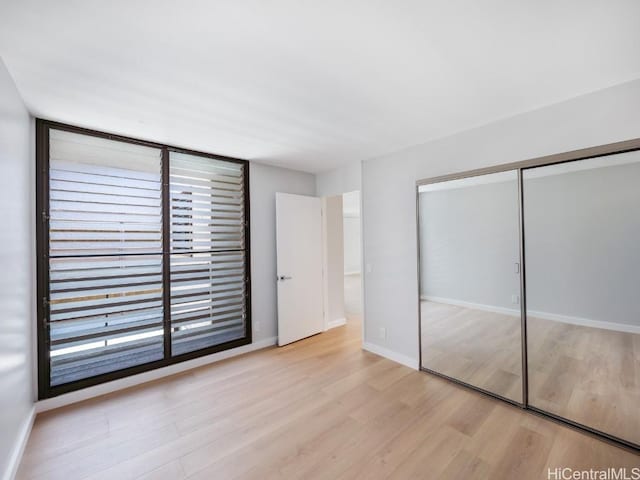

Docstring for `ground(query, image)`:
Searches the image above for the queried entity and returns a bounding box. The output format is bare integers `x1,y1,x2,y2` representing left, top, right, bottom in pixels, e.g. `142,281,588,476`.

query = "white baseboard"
422,295,640,334
326,318,347,330
363,342,419,370
36,336,277,413
422,295,520,317
3,405,35,480
344,271,361,276
526,310,640,334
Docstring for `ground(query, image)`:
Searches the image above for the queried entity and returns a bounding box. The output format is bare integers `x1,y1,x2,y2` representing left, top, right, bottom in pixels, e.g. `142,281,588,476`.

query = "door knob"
277,275,292,281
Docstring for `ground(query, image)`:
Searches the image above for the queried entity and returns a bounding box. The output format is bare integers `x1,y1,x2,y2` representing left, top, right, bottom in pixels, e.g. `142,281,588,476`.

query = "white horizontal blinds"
169,152,247,355
169,152,245,252
48,256,164,386
49,130,163,256
170,252,246,356
48,130,164,385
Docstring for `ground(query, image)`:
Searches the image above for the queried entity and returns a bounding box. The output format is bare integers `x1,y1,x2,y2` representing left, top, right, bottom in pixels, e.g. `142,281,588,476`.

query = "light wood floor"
19,316,638,480
421,301,640,446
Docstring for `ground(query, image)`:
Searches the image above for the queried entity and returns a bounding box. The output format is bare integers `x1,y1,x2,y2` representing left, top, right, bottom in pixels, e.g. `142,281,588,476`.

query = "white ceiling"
1,1,639,173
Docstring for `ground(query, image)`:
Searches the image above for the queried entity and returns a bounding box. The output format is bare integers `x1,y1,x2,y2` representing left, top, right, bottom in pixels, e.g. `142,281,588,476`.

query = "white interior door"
276,192,324,346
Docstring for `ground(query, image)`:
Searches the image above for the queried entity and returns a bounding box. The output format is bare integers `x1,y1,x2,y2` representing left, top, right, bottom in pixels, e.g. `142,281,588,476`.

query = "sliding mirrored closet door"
523,152,640,446
418,170,523,403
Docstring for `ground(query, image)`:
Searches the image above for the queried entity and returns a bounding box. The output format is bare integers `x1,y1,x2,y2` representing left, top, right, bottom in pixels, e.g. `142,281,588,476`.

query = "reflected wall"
523,152,640,446
419,171,523,403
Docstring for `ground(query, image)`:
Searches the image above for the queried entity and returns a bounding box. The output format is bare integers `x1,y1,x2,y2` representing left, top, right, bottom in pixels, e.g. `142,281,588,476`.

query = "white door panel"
276,193,324,346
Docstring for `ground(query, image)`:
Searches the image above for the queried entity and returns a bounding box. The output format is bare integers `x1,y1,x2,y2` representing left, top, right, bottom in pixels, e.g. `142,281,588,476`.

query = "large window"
36,120,251,398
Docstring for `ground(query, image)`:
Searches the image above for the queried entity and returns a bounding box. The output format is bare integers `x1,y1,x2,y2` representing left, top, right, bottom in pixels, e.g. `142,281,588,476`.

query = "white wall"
249,163,316,341
362,78,640,362
322,195,345,327
0,58,35,480
316,161,361,197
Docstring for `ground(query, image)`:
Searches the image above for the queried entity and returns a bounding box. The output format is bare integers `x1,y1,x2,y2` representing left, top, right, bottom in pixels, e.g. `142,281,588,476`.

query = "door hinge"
41,211,50,222
42,297,49,309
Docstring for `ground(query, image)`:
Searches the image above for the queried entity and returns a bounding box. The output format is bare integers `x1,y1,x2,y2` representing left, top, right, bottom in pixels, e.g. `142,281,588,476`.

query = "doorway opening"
342,191,362,321
319,190,363,343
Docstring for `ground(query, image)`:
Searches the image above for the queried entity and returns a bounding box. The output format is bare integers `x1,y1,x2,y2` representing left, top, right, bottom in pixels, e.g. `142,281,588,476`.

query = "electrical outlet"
511,294,520,305
378,327,386,340
254,320,261,333
366,263,373,274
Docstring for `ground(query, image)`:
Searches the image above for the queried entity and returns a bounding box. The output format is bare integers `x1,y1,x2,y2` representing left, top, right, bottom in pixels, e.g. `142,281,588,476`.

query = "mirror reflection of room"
524,152,640,446
419,170,523,403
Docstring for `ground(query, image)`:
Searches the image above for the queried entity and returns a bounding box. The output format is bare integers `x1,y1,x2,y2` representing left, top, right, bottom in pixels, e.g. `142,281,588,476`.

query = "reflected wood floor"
19,316,638,480
421,301,523,402
421,301,640,446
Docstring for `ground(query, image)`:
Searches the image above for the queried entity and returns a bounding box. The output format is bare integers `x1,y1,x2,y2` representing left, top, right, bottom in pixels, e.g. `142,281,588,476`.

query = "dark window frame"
36,119,251,399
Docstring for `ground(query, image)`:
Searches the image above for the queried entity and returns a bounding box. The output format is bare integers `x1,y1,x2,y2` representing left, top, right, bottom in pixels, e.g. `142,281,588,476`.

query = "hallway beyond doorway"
344,273,362,318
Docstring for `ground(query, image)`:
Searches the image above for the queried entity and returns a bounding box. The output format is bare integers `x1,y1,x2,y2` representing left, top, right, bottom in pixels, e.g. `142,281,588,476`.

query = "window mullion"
161,147,172,360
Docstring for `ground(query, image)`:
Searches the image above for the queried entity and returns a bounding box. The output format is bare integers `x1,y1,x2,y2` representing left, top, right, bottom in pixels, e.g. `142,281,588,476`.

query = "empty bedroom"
0,1,639,479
